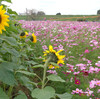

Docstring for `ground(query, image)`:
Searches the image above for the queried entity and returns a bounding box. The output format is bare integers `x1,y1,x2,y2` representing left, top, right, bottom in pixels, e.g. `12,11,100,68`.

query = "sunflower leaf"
1,0,12,3
7,8,18,15
1,36,17,46
56,92,72,99
14,91,27,99
31,86,55,99
0,62,17,85
50,62,59,66
47,74,65,82
0,87,9,99
16,70,36,76
31,64,44,68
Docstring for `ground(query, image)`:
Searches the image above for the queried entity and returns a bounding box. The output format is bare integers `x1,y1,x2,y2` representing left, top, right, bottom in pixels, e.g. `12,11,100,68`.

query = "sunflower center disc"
30,36,33,42
20,32,25,36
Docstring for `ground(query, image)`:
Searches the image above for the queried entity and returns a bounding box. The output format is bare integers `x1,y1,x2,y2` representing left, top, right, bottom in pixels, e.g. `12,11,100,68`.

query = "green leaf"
0,62,19,70
56,93,72,99
26,61,38,65
50,62,59,66
19,76,34,91
2,47,20,57
0,36,17,46
32,64,44,68
31,86,55,99
0,58,4,62
16,70,36,76
2,0,12,3
0,87,9,99
5,37,17,46
0,62,17,85
28,81,38,87
7,8,17,15
14,91,27,99
47,74,65,82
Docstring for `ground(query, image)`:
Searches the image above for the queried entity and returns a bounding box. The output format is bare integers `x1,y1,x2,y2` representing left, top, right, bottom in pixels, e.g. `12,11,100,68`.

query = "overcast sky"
3,0,100,15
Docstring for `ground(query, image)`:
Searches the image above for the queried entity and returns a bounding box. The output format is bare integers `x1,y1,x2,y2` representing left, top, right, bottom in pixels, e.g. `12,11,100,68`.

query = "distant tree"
97,9,100,15
77,18,86,22
56,13,61,15
96,16,100,21
25,8,45,20
26,8,37,20
37,11,45,16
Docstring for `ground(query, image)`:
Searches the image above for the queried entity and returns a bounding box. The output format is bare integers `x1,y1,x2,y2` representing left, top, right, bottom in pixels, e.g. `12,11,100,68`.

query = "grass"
15,15,100,21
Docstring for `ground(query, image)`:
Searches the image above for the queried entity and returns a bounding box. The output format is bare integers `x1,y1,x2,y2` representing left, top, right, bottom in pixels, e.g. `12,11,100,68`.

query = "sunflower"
43,45,65,69
30,33,37,43
49,64,59,69
20,32,28,38
0,5,9,34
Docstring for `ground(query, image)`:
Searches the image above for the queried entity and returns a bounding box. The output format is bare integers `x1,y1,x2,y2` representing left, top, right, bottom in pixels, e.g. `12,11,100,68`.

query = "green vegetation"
0,0,100,99
16,15,99,21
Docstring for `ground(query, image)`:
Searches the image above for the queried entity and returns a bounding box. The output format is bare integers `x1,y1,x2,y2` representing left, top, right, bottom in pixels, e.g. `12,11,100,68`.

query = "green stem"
36,74,42,82
7,86,13,97
3,83,6,92
44,79,49,87
42,57,51,89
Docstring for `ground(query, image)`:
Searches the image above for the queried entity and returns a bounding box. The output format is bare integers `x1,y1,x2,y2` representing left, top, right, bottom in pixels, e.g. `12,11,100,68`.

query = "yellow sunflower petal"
31,33,37,43
57,59,64,64
43,50,50,53
49,64,54,69
2,22,9,27
56,49,63,54
0,29,2,34
54,66,59,69
0,5,9,34
49,45,53,52
25,32,28,36
20,35,26,38
57,55,65,60
2,15,9,18
0,5,3,10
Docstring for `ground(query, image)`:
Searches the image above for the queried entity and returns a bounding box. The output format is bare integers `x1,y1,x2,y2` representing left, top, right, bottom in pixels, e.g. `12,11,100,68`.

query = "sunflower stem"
7,86,13,98
42,56,51,89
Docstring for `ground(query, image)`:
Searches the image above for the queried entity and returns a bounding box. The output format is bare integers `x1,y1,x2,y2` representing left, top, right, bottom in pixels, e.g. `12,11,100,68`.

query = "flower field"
19,20,100,99
0,1,100,98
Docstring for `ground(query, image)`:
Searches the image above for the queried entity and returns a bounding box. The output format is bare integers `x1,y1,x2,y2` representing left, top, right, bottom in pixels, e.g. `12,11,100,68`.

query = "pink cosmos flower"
58,44,64,50
28,32,32,36
42,45,48,51
85,49,89,53
71,88,83,94
87,60,92,64
59,63,63,67
47,70,57,75
89,80,100,88
97,89,100,93
85,90,93,96
98,56,100,59
76,63,86,67
89,80,96,88
53,43,58,46
82,71,89,76
88,66,99,73
95,61,100,67
73,71,80,75
54,47,58,50
96,81,100,86
95,98,100,99
75,79,81,85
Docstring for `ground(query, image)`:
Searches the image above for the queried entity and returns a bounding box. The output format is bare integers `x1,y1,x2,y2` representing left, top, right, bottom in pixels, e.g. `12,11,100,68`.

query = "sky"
2,0,100,15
